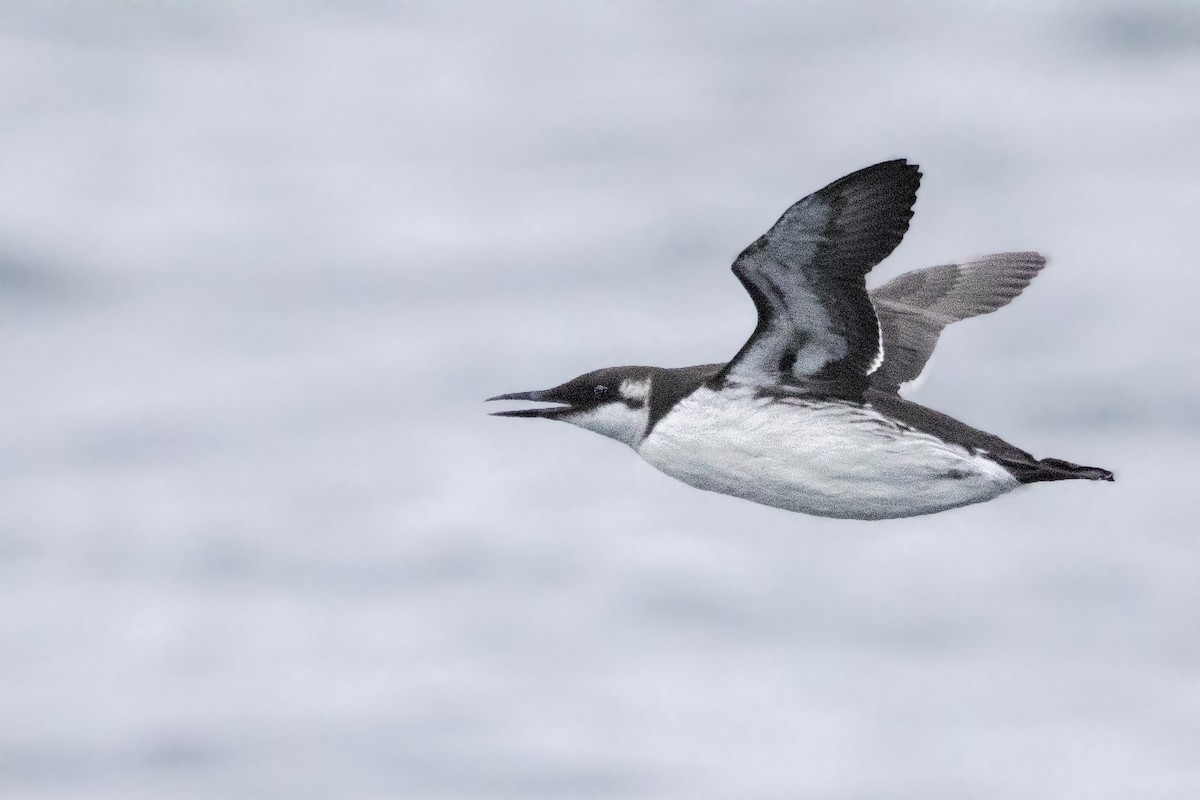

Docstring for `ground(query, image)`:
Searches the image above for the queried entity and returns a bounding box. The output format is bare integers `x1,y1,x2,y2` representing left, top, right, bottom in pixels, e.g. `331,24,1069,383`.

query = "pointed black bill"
486,389,570,418
486,390,549,402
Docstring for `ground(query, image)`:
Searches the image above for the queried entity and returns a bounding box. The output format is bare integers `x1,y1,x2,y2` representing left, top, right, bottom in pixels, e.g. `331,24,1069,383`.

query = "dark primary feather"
719,159,921,397
869,252,1046,393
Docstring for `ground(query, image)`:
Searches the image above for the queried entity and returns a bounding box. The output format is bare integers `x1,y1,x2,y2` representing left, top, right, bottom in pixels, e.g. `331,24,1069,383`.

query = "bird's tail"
1022,457,1115,484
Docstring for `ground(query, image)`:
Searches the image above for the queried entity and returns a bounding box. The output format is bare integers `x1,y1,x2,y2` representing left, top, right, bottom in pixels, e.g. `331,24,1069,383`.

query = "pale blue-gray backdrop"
2,2,1197,798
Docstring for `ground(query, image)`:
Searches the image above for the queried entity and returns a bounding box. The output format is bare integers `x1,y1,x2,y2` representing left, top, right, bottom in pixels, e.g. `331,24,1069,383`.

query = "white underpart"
637,385,1018,520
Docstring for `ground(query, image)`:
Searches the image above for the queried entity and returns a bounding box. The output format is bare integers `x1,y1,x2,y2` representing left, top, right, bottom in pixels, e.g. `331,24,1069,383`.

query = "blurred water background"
1,1,1199,798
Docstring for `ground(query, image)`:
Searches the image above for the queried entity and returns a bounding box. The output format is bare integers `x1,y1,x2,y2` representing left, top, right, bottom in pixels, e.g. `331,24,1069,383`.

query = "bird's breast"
636,386,1017,520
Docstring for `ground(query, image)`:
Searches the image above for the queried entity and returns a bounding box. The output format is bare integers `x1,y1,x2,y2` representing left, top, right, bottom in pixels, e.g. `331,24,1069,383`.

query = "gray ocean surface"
2,2,1198,798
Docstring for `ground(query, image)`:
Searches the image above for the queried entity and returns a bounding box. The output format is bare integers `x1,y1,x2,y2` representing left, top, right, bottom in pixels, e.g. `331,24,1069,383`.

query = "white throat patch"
563,401,649,448
560,374,654,449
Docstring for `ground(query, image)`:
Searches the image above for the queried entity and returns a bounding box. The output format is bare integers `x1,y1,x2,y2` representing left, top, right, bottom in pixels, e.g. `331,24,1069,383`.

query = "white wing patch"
864,304,885,376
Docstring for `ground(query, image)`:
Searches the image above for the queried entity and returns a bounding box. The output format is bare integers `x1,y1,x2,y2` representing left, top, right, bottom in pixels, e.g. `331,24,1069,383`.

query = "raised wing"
718,160,921,396
869,252,1046,393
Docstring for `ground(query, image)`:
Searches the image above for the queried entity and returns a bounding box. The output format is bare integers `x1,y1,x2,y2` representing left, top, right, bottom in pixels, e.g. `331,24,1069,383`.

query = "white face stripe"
619,377,651,403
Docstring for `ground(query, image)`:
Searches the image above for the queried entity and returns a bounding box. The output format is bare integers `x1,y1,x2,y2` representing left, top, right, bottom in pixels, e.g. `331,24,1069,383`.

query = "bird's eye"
593,384,609,399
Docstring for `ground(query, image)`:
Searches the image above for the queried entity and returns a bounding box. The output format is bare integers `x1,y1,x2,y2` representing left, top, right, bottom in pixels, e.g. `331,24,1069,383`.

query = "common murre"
488,160,1113,520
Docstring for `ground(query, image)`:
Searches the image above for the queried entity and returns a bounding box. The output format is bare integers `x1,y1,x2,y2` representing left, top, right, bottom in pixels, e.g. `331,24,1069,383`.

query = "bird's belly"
637,389,1018,520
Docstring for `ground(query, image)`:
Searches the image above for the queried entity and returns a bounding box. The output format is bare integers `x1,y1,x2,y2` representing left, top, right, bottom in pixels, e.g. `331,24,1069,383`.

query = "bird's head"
487,366,654,447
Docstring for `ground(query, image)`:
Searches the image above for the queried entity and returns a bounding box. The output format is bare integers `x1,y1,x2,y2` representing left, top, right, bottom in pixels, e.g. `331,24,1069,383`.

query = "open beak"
486,389,571,418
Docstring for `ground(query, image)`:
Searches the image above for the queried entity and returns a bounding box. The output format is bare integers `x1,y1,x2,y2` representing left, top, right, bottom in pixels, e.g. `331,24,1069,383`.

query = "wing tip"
967,250,1049,281
858,158,923,185
833,158,922,183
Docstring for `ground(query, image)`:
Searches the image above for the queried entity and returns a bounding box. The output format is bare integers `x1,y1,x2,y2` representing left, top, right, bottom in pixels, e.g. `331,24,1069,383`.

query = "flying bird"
488,160,1113,520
